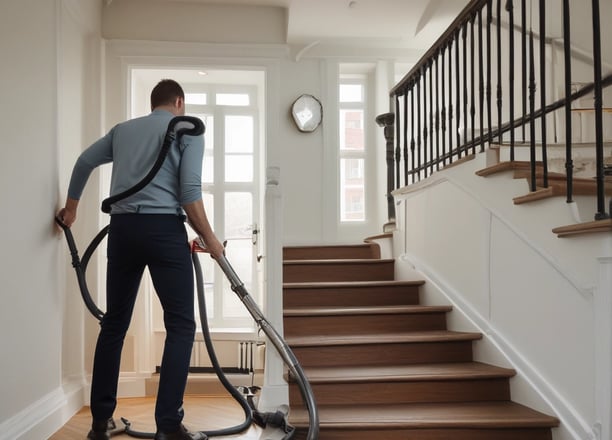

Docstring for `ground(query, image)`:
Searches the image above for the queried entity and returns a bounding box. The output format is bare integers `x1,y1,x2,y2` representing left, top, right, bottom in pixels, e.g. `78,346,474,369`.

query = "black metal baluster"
417,74,422,180
478,8,485,152
562,0,573,202
403,89,409,186
429,62,434,173
470,15,476,153
448,39,454,157
441,45,447,164
456,29,462,159
435,55,440,169
487,0,493,143
463,23,469,154
410,83,416,183
521,0,527,143
507,0,516,158
591,0,609,219
529,30,537,192
395,95,401,190
496,0,504,146
423,65,429,177
539,0,548,189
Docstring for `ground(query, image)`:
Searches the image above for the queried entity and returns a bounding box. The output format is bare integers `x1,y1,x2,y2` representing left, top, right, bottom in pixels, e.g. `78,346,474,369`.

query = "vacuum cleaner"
56,115,318,440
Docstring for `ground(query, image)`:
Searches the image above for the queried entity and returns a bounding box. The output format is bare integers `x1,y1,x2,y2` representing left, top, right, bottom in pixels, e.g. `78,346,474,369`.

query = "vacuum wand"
217,254,319,440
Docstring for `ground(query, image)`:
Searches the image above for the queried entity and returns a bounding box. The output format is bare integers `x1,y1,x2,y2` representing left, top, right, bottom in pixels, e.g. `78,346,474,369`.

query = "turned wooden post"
376,112,396,226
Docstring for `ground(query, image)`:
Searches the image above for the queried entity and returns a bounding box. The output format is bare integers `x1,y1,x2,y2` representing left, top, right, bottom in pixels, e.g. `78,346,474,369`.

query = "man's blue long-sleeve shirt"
67,109,204,215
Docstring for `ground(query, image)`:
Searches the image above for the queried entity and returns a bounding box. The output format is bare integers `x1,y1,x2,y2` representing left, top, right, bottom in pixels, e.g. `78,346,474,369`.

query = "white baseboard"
0,378,85,440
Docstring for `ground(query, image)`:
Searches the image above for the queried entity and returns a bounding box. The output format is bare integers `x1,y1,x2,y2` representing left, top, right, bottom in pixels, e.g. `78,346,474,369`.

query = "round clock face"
291,94,322,132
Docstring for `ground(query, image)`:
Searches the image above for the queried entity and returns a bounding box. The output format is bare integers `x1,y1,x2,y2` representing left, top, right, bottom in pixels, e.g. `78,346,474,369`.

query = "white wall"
0,1,102,439
393,152,612,440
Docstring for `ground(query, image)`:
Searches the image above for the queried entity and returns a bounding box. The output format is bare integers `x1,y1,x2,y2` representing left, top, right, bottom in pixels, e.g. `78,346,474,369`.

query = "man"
57,79,224,440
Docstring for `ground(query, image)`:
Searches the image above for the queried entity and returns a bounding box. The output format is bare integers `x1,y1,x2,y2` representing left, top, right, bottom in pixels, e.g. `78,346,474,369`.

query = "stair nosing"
290,362,516,384
283,280,425,288
284,258,395,265
289,402,560,429
286,330,482,347
284,305,452,317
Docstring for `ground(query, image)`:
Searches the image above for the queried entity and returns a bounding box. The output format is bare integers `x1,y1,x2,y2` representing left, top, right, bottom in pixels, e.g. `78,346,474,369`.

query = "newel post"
376,112,396,228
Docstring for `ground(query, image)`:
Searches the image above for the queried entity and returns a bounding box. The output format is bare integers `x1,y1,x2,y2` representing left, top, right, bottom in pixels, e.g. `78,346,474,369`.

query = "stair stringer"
391,152,612,440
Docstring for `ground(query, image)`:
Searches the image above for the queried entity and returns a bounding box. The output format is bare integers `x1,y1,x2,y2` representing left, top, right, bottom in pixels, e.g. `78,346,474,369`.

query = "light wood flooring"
49,395,262,440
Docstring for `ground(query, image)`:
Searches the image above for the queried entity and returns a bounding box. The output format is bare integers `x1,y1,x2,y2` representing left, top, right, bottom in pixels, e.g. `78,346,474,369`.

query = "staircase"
476,159,612,236
283,243,559,440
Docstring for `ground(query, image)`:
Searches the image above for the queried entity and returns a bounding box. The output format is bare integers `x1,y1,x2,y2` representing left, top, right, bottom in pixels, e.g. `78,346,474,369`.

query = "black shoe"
86,418,115,440
154,425,207,440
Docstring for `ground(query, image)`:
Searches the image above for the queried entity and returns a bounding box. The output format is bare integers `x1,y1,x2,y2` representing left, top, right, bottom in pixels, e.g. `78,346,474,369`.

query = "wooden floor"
49,395,262,440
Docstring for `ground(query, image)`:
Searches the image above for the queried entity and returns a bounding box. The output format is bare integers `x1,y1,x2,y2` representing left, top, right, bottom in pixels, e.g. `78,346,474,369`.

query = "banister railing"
380,0,611,224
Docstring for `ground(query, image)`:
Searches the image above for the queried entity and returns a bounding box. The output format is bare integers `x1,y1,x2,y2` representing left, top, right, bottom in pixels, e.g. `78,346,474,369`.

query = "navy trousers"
90,214,195,433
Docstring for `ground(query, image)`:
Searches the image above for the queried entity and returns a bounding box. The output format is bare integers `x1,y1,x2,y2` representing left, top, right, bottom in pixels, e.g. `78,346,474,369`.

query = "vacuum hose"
57,115,318,439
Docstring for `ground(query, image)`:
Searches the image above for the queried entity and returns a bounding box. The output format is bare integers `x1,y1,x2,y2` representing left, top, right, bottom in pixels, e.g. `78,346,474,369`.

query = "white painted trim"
259,171,289,411
594,257,612,440
0,379,85,440
105,39,290,60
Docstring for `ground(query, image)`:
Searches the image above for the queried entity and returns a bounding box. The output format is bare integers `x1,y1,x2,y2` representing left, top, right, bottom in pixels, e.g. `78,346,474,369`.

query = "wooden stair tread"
284,305,452,317
284,280,425,288
289,401,559,429
476,161,543,177
512,187,554,204
553,218,612,237
297,362,516,383
286,330,482,347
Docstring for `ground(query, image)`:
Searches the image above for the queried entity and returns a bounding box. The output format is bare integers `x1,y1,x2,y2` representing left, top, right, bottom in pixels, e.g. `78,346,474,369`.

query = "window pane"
222,193,253,320
216,93,250,106
193,253,215,323
340,158,365,221
339,109,364,151
193,114,214,184
225,155,253,182
340,84,363,102
224,192,253,239
190,193,214,323
222,275,251,319
186,93,207,105
225,116,253,153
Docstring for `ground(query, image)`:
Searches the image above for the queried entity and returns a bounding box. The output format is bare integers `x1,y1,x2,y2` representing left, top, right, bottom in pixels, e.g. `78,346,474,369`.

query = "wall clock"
291,94,322,132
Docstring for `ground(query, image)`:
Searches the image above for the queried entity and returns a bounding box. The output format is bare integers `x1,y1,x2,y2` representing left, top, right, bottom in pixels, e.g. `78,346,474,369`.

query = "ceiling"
126,0,471,92
161,0,471,49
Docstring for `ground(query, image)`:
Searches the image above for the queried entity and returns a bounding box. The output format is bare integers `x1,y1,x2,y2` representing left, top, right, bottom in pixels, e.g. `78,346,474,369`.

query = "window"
339,80,366,222
185,93,207,105
184,84,261,332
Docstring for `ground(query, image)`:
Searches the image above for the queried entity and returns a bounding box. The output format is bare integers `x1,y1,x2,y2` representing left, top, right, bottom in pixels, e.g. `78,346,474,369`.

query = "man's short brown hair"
150,79,185,109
